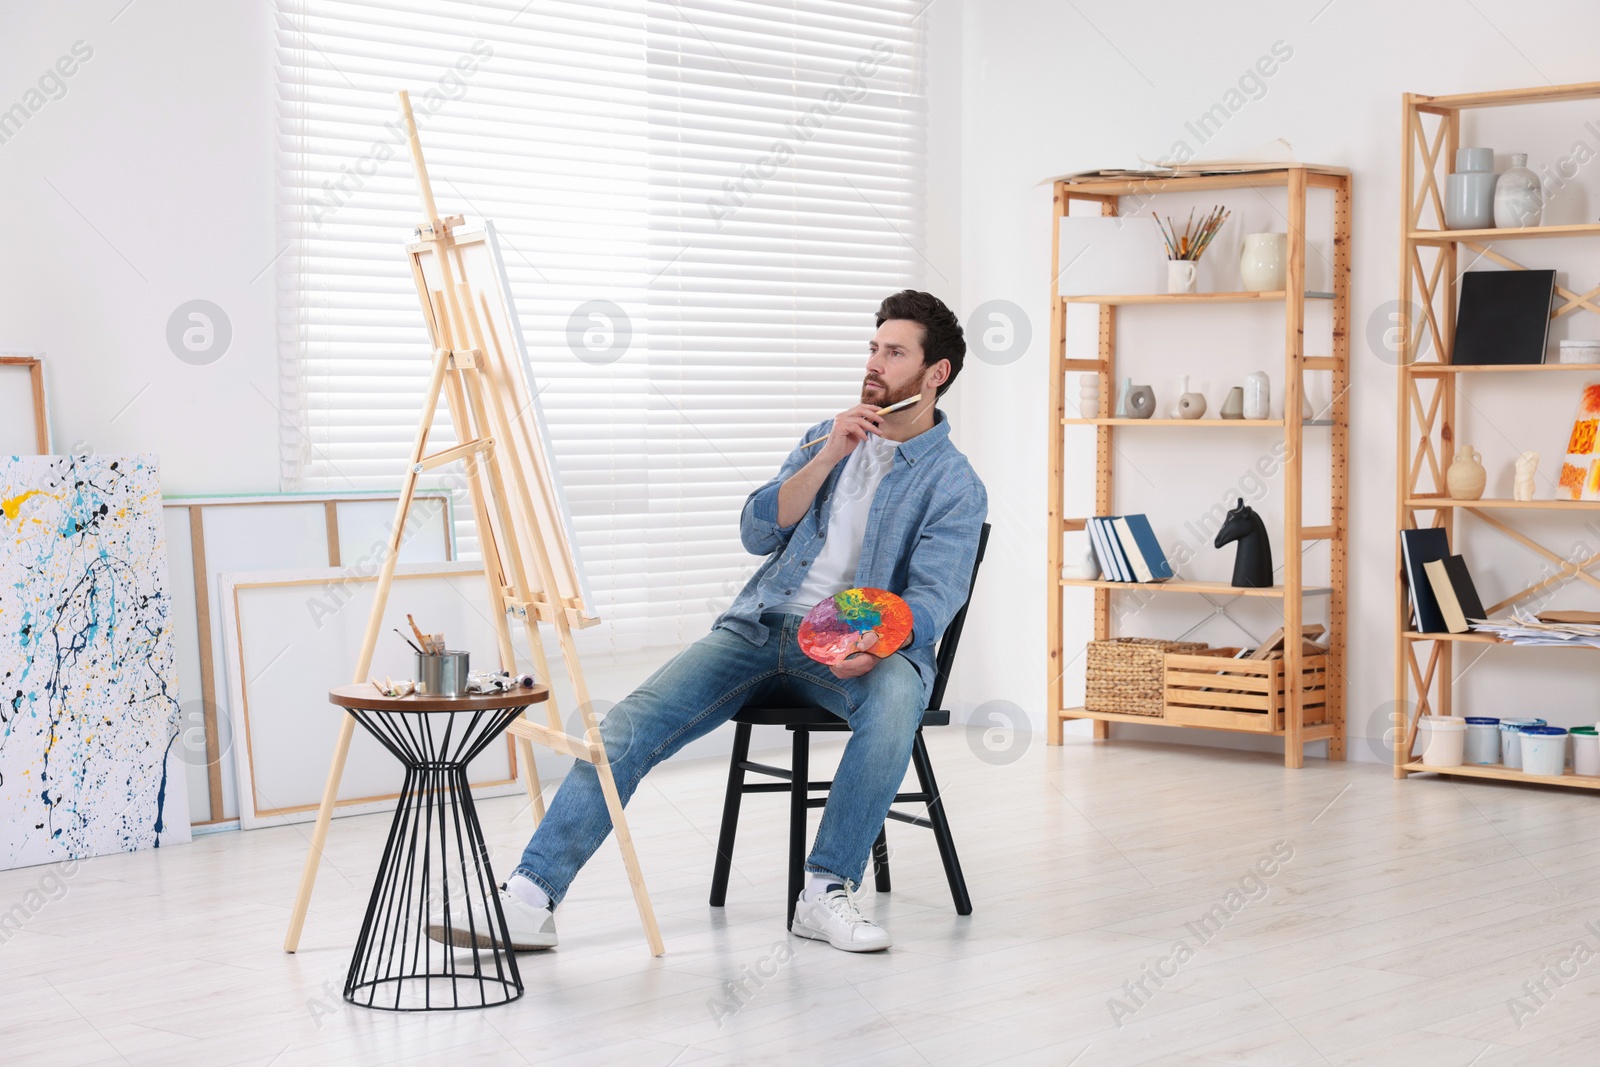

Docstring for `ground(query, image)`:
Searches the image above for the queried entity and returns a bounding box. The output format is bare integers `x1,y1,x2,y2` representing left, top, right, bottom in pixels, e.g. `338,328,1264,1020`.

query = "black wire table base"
342,703,528,1011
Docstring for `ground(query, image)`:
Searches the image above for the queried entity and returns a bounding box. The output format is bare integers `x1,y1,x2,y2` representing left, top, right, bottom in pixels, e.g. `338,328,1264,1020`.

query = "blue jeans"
513,612,927,905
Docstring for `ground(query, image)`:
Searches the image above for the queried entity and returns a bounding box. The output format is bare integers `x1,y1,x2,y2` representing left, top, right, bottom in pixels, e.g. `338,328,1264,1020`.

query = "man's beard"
861,376,920,408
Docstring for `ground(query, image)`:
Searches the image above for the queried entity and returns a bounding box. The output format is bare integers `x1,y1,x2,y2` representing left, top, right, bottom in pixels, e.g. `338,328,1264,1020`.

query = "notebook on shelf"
1452,269,1556,366
1400,527,1451,633
1423,555,1487,634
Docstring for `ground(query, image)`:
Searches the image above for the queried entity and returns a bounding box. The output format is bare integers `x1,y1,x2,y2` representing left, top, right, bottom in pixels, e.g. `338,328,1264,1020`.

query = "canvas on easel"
283,90,663,957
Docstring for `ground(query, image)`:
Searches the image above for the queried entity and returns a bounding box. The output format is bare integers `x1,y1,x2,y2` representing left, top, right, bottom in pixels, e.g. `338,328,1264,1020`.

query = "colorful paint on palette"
0,455,188,870
798,587,913,666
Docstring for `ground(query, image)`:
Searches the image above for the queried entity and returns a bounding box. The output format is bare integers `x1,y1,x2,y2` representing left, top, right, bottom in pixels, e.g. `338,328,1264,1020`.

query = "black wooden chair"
709,523,990,928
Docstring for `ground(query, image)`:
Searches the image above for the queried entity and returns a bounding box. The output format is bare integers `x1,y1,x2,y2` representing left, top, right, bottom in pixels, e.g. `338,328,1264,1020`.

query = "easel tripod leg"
284,714,356,952
593,757,665,957
517,735,545,825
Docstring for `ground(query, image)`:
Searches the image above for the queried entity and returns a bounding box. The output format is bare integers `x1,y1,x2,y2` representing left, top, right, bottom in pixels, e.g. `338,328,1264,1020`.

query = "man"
433,290,986,953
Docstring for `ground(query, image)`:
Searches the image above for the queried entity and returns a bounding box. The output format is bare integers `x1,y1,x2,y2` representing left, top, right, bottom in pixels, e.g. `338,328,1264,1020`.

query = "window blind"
277,0,924,652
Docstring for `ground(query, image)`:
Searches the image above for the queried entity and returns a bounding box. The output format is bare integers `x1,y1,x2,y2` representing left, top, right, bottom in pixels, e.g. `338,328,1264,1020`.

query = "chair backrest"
926,522,990,711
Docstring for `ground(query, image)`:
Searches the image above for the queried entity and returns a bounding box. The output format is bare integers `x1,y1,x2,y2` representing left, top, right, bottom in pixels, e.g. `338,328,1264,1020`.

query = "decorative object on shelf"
1452,270,1556,365
1213,498,1273,588
1493,153,1543,228
1238,232,1288,292
1177,376,1206,419
798,588,913,666
1116,376,1133,417
1167,260,1197,294
1220,385,1245,419
1078,373,1101,417
1444,147,1497,229
1558,383,1600,500
1125,383,1156,419
1243,370,1271,419
1060,538,1101,581
1446,445,1486,500
1558,340,1600,364
1513,450,1539,501
1156,205,1229,292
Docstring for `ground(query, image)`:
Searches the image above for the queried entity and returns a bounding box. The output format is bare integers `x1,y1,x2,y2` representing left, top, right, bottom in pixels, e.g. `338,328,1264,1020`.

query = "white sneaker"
428,886,558,952
791,883,892,952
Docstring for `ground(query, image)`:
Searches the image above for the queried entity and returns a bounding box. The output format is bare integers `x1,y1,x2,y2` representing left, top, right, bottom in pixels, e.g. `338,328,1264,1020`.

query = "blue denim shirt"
712,407,987,708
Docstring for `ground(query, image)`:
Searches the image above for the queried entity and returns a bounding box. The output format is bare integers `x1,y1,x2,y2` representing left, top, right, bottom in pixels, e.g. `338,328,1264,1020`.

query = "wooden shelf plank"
1407,361,1600,373
1405,497,1600,510
1059,578,1332,597
1402,761,1600,790
1412,80,1600,111
1057,165,1349,197
1060,707,1336,739
1409,222,1600,244
1405,630,1600,649
1060,291,1337,306
1062,418,1334,427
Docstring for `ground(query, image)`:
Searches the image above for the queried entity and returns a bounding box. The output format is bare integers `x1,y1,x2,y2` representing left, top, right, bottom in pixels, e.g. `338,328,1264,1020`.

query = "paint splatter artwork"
0,455,188,870
798,588,913,666
1558,383,1600,500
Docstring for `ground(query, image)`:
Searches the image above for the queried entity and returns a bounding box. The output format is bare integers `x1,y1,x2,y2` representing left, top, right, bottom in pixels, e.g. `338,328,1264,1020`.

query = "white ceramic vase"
1243,371,1270,419
1078,373,1100,417
1494,153,1543,228
1239,233,1287,292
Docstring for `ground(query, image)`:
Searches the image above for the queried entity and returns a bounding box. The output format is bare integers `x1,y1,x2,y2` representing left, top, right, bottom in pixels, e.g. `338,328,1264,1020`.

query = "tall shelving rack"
1047,165,1351,769
1395,81,1600,789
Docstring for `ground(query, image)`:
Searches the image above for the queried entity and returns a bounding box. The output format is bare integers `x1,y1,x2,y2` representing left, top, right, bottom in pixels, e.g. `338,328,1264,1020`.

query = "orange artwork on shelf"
1558,383,1600,500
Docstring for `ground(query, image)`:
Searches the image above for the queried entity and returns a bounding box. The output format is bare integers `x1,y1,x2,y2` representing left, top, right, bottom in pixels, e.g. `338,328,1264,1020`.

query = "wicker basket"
1085,637,1207,717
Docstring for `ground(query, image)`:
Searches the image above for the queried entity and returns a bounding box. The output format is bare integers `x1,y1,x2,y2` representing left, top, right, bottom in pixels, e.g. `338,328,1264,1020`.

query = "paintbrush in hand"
799,393,923,450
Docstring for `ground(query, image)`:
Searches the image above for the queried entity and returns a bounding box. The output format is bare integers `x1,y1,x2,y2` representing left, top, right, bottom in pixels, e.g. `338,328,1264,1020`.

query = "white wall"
940,0,1600,761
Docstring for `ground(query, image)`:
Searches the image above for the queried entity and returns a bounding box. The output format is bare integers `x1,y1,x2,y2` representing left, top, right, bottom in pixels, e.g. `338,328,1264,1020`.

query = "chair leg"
709,722,752,907
786,728,810,930
912,731,971,915
871,826,891,893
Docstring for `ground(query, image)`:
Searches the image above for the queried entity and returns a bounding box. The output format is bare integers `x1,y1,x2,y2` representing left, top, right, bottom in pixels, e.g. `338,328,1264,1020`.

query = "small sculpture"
1125,384,1156,419
1177,376,1206,419
1079,373,1101,418
1214,498,1273,588
1446,445,1487,500
1514,450,1539,501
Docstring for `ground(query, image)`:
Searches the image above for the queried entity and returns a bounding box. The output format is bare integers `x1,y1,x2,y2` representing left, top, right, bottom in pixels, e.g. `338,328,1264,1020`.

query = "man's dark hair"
875,290,965,400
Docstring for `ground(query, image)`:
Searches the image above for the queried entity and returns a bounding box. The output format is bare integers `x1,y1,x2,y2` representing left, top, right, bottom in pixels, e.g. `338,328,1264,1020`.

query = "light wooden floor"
5,730,1600,1066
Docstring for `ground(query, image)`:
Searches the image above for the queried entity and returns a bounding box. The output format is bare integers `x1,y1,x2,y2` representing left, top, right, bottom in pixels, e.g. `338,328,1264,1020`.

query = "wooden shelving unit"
1046,165,1351,768
1395,79,1600,789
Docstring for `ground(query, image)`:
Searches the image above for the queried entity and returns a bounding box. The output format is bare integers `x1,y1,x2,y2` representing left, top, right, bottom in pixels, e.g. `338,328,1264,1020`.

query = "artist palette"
798,587,913,666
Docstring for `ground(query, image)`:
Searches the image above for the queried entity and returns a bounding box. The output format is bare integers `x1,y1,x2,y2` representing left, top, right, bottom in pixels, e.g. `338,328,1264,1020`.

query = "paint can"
1463,717,1501,764
417,650,471,697
1499,718,1546,769
1519,725,1569,778
1419,715,1466,768
1570,726,1599,777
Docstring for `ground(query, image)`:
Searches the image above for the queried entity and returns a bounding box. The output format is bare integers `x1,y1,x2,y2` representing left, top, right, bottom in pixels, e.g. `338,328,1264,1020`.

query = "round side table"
328,682,549,1011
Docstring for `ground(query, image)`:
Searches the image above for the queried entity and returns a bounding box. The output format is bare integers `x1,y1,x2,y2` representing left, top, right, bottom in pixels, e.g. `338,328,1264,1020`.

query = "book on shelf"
1088,515,1173,583
1423,555,1486,634
1452,269,1556,366
1400,527,1451,633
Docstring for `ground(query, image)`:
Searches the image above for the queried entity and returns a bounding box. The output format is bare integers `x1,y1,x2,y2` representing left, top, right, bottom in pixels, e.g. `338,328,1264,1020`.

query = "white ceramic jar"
1239,233,1287,292
1243,371,1270,420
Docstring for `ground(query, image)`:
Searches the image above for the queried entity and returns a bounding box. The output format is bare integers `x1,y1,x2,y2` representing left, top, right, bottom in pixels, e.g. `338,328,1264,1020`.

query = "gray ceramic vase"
1445,147,1496,230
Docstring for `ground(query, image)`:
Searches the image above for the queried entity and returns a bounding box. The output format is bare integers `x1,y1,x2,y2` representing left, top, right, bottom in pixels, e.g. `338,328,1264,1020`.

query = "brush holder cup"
417,651,471,697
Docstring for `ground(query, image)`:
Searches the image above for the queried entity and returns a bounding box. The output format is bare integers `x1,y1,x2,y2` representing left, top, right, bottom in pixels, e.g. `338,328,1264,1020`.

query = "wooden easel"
283,90,664,957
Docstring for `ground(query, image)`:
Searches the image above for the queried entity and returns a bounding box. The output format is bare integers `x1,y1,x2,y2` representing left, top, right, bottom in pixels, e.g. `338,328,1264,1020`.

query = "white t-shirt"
775,433,898,617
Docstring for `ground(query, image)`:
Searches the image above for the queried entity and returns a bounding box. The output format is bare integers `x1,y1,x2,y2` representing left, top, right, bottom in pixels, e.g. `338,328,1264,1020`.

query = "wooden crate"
1162,647,1329,734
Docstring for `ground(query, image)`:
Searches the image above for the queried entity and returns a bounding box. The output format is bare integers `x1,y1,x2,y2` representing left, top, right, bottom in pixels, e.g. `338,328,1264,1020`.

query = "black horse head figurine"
1213,498,1273,589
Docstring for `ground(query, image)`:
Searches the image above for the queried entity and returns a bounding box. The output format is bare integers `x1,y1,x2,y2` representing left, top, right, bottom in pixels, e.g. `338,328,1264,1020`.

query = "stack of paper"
1471,607,1600,648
